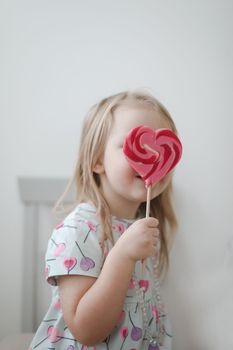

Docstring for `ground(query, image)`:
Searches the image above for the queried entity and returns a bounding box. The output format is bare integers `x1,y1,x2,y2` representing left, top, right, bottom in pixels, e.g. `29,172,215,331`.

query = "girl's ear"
92,159,105,174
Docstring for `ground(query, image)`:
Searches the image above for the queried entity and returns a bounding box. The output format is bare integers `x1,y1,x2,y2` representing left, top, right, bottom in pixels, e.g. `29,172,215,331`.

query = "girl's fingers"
145,228,158,237
152,228,160,237
146,217,159,228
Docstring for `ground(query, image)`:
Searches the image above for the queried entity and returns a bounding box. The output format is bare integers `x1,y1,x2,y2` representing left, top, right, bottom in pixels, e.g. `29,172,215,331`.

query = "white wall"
0,0,232,349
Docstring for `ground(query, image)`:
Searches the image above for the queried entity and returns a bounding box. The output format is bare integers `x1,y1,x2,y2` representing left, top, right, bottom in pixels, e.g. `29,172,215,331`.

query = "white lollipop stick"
141,184,151,273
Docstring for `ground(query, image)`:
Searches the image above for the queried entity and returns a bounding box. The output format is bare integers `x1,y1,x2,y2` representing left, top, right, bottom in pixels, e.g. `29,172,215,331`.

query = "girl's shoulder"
50,202,101,247
66,202,99,224
55,202,100,231
45,203,103,284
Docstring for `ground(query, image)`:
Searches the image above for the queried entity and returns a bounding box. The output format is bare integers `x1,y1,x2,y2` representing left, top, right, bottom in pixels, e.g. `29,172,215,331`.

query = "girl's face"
94,104,173,219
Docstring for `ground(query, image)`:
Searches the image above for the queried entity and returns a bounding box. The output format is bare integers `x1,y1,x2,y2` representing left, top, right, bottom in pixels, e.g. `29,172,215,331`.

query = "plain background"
0,0,233,349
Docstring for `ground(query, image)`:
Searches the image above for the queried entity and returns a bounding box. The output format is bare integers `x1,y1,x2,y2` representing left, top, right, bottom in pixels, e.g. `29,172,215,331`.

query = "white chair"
0,178,71,350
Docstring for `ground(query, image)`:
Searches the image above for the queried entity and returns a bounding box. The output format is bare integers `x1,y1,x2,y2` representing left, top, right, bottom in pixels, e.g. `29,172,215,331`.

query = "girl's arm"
59,217,158,346
59,247,134,345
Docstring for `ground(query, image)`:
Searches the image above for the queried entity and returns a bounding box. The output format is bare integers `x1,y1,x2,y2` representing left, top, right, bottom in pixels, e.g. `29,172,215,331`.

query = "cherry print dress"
29,203,172,350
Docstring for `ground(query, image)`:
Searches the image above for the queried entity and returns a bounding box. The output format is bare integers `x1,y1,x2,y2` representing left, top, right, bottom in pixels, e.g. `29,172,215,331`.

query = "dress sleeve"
44,218,104,286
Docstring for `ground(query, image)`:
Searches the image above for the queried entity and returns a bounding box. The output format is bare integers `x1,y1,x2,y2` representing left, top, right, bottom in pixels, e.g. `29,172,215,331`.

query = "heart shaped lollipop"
123,126,182,187
123,125,182,272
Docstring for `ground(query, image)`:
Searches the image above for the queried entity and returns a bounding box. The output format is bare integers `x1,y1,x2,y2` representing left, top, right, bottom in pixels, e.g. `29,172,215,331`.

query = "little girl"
29,90,180,350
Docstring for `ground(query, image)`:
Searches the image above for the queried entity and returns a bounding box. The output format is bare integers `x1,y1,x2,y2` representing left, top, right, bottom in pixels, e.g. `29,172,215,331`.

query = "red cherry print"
120,326,128,338
120,326,128,350
83,220,97,242
139,279,149,292
117,223,124,234
63,257,77,273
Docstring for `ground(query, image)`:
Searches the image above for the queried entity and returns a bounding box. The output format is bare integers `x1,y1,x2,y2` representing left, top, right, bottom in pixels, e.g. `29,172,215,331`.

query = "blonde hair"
55,90,179,276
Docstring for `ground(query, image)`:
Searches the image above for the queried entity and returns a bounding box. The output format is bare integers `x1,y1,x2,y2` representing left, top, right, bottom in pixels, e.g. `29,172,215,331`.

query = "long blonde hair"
55,90,179,276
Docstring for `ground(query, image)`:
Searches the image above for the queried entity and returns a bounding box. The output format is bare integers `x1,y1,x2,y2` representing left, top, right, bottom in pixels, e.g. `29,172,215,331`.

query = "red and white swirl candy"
123,125,182,187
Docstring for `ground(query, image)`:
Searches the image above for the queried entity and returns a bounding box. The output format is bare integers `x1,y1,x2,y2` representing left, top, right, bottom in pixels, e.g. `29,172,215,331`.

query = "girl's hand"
114,217,159,262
